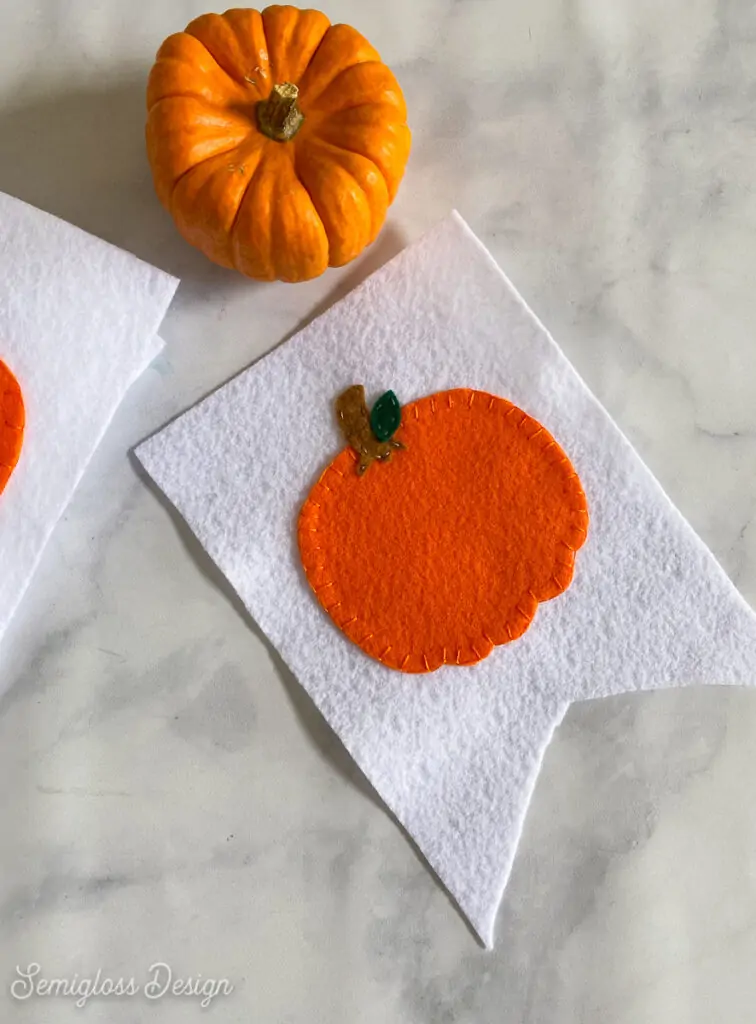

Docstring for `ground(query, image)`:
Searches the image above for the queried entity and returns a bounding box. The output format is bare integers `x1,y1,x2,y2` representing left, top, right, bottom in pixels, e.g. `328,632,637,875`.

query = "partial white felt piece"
0,192,178,654
136,212,756,947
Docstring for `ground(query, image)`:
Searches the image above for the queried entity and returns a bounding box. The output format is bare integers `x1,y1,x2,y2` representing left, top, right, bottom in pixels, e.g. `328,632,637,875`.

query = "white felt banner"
0,192,178,655
136,213,756,947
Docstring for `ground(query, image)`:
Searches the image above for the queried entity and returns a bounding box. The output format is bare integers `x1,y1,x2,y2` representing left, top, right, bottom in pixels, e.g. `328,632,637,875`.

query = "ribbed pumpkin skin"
146,6,411,282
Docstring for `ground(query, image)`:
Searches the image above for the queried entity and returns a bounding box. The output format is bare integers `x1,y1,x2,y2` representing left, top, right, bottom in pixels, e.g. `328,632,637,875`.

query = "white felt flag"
136,213,756,947
0,192,178,652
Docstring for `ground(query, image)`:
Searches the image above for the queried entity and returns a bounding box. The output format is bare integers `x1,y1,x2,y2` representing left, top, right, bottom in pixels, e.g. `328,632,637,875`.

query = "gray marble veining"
2,0,756,1020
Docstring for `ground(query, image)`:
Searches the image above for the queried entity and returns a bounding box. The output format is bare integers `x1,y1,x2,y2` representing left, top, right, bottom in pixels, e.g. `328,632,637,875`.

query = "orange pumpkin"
0,360,25,496
146,5,411,282
298,387,589,674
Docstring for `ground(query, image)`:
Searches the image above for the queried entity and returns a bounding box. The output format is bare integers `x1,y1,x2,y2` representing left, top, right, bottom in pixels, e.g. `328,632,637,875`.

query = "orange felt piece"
0,360,25,496
298,388,589,674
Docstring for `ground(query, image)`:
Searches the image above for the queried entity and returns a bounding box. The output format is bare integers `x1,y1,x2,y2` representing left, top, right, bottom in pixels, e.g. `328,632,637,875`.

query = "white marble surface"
2,0,756,1020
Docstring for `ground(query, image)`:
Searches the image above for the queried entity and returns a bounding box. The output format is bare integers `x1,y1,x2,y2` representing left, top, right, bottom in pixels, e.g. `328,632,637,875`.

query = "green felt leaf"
370,390,401,442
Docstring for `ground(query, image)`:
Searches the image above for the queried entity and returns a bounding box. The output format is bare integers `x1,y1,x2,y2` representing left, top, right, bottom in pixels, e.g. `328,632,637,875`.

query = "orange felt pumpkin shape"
298,388,589,674
0,360,25,496
146,5,411,282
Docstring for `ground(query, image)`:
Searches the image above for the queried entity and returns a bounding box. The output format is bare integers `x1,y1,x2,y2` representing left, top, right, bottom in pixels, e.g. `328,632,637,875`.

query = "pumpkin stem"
257,82,305,142
335,385,405,476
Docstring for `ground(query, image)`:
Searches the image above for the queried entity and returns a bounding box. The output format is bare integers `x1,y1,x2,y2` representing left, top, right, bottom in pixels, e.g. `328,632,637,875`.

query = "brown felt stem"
257,82,305,142
335,384,404,476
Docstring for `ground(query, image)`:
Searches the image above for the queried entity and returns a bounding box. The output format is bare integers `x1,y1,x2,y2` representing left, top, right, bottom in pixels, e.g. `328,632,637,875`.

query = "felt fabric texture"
369,389,401,442
0,360,25,494
0,191,178,652
334,383,404,473
136,212,756,948
298,388,588,673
